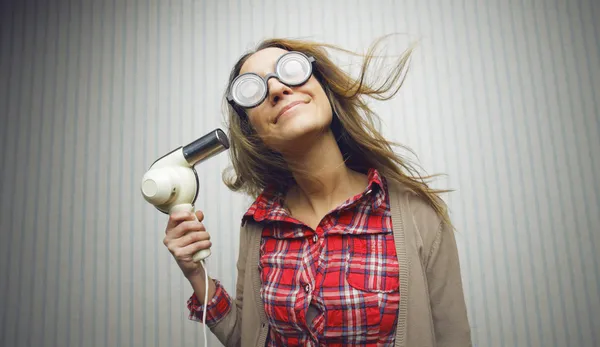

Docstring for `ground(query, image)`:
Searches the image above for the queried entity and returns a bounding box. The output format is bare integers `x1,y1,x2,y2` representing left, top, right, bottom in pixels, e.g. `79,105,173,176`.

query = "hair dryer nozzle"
182,129,230,166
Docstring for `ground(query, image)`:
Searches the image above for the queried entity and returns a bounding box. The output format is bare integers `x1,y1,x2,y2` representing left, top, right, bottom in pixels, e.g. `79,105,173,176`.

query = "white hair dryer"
140,128,230,262
140,128,229,346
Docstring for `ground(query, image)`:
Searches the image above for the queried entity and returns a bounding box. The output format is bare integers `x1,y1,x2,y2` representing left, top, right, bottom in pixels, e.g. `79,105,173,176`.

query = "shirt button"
305,284,311,292
312,234,318,243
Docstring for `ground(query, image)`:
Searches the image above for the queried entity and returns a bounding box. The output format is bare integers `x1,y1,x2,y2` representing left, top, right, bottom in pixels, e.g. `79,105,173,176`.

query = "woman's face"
238,47,333,153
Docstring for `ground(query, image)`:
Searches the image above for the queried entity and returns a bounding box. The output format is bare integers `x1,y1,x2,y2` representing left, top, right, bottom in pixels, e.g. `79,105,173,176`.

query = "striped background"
1,0,599,346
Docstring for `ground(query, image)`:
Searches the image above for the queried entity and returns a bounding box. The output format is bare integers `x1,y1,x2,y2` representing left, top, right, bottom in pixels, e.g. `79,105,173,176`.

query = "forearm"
188,268,217,304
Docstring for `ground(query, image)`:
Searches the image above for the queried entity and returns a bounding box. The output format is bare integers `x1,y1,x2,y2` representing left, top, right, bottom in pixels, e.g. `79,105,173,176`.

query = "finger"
166,211,195,230
169,220,206,239
195,210,204,222
165,219,201,243
167,229,211,256
173,230,211,248
173,240,212,260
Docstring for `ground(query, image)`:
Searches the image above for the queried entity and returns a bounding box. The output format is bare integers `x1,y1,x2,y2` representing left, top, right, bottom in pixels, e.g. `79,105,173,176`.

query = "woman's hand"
163,210,212,279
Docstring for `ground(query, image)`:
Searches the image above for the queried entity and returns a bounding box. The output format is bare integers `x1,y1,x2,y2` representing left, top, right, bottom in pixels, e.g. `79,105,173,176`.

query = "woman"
163,36,472,347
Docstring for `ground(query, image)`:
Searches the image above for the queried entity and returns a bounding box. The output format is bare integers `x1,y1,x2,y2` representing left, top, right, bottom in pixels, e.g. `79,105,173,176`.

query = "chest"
258,211,401,345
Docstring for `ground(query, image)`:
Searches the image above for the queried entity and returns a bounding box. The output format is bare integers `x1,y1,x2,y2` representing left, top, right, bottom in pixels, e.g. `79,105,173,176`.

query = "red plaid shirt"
188,169,400,346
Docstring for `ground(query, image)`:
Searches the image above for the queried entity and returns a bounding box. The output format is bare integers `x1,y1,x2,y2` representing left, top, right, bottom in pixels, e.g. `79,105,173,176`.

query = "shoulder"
386,179,447,249
386,178,445,222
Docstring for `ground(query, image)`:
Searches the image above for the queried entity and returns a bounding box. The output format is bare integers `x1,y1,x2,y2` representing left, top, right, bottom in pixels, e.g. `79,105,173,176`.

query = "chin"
273,111,331,151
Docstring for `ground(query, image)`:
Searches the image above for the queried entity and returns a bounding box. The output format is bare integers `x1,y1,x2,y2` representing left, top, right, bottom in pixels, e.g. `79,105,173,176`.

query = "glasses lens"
277,52,312,85
232,74,266,107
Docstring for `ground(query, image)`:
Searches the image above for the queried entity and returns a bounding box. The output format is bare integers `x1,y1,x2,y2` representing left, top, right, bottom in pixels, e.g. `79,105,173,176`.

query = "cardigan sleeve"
195,223,250,347
425,219,472,347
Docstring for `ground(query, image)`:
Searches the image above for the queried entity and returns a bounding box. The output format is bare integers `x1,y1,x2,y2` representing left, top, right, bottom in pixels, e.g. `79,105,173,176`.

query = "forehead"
239,47,289,76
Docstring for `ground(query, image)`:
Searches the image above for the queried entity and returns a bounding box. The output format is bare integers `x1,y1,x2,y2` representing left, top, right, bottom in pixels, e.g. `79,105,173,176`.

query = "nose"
266,76,292,105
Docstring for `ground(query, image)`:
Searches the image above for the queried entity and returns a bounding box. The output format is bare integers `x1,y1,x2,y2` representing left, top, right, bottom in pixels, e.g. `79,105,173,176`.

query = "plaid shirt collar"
242,168,388,225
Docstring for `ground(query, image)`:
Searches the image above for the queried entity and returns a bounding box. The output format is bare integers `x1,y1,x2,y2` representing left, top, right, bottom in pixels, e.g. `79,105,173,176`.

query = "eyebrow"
241,54,285,78
243,66,270,78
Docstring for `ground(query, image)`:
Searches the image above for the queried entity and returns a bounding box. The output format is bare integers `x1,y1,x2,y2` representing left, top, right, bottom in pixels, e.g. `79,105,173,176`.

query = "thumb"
195,210,205,222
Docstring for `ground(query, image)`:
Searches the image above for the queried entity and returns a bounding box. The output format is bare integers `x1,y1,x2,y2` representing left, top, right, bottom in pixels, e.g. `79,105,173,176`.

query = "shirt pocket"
346,233,400,293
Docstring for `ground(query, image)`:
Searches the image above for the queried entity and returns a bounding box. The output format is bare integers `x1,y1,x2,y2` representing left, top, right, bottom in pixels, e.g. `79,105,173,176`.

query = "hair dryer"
140,128,230,262
141,128,229,346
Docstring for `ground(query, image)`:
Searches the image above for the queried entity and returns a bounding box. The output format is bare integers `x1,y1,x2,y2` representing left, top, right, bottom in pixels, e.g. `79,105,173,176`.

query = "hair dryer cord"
200,260,209,347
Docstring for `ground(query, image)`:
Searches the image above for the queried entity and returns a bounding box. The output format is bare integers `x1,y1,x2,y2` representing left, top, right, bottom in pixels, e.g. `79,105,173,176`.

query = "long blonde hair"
221,35,452,227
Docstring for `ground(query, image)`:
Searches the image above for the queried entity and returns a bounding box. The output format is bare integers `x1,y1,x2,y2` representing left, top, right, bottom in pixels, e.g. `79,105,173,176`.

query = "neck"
281,130,367,213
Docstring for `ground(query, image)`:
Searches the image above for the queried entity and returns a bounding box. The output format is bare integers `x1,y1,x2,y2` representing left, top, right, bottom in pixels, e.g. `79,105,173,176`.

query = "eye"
276,52,313,85
240,80,260,99
281,60,304,80
230,73,267,108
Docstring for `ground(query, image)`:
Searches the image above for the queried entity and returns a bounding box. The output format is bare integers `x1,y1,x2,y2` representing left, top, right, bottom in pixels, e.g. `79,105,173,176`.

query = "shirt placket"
294,226,318,344
306,215,337,342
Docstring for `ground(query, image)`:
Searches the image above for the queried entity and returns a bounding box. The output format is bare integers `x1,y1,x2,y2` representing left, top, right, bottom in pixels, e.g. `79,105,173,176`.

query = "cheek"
305,79,331,109
310,88,332,122
246,108,270,134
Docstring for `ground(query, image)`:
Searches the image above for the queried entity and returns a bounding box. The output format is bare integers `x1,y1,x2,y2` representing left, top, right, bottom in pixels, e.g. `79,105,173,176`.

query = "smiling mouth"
275,101,305,123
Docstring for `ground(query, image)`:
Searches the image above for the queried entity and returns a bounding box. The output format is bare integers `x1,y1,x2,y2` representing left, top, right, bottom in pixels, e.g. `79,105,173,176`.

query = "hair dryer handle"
170,203,211,262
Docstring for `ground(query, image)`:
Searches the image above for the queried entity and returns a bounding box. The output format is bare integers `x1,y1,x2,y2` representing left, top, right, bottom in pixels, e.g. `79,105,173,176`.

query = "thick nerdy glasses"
227,51,316,109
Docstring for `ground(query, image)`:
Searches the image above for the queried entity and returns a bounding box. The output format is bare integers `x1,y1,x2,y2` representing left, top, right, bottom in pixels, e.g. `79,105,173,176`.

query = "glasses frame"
227,51,316,110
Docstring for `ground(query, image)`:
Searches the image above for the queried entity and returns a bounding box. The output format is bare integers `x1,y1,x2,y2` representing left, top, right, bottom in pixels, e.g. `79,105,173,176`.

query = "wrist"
188,271,217,305
186,267,206,285
185,265,203,279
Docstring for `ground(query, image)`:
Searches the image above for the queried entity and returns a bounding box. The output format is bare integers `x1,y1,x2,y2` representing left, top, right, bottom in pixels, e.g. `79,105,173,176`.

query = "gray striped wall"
1,0,598,346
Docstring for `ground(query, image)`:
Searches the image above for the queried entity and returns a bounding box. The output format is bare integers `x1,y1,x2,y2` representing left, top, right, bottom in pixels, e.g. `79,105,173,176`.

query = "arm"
187,223,250,347
188,270,217,305
425,221,472,347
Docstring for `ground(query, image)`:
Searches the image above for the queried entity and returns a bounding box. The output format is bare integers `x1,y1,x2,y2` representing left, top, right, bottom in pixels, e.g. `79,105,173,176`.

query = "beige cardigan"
206,182,472,347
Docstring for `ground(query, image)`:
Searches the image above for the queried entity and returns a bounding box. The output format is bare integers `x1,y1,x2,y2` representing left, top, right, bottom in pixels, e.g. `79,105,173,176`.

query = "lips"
275,101,305,123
